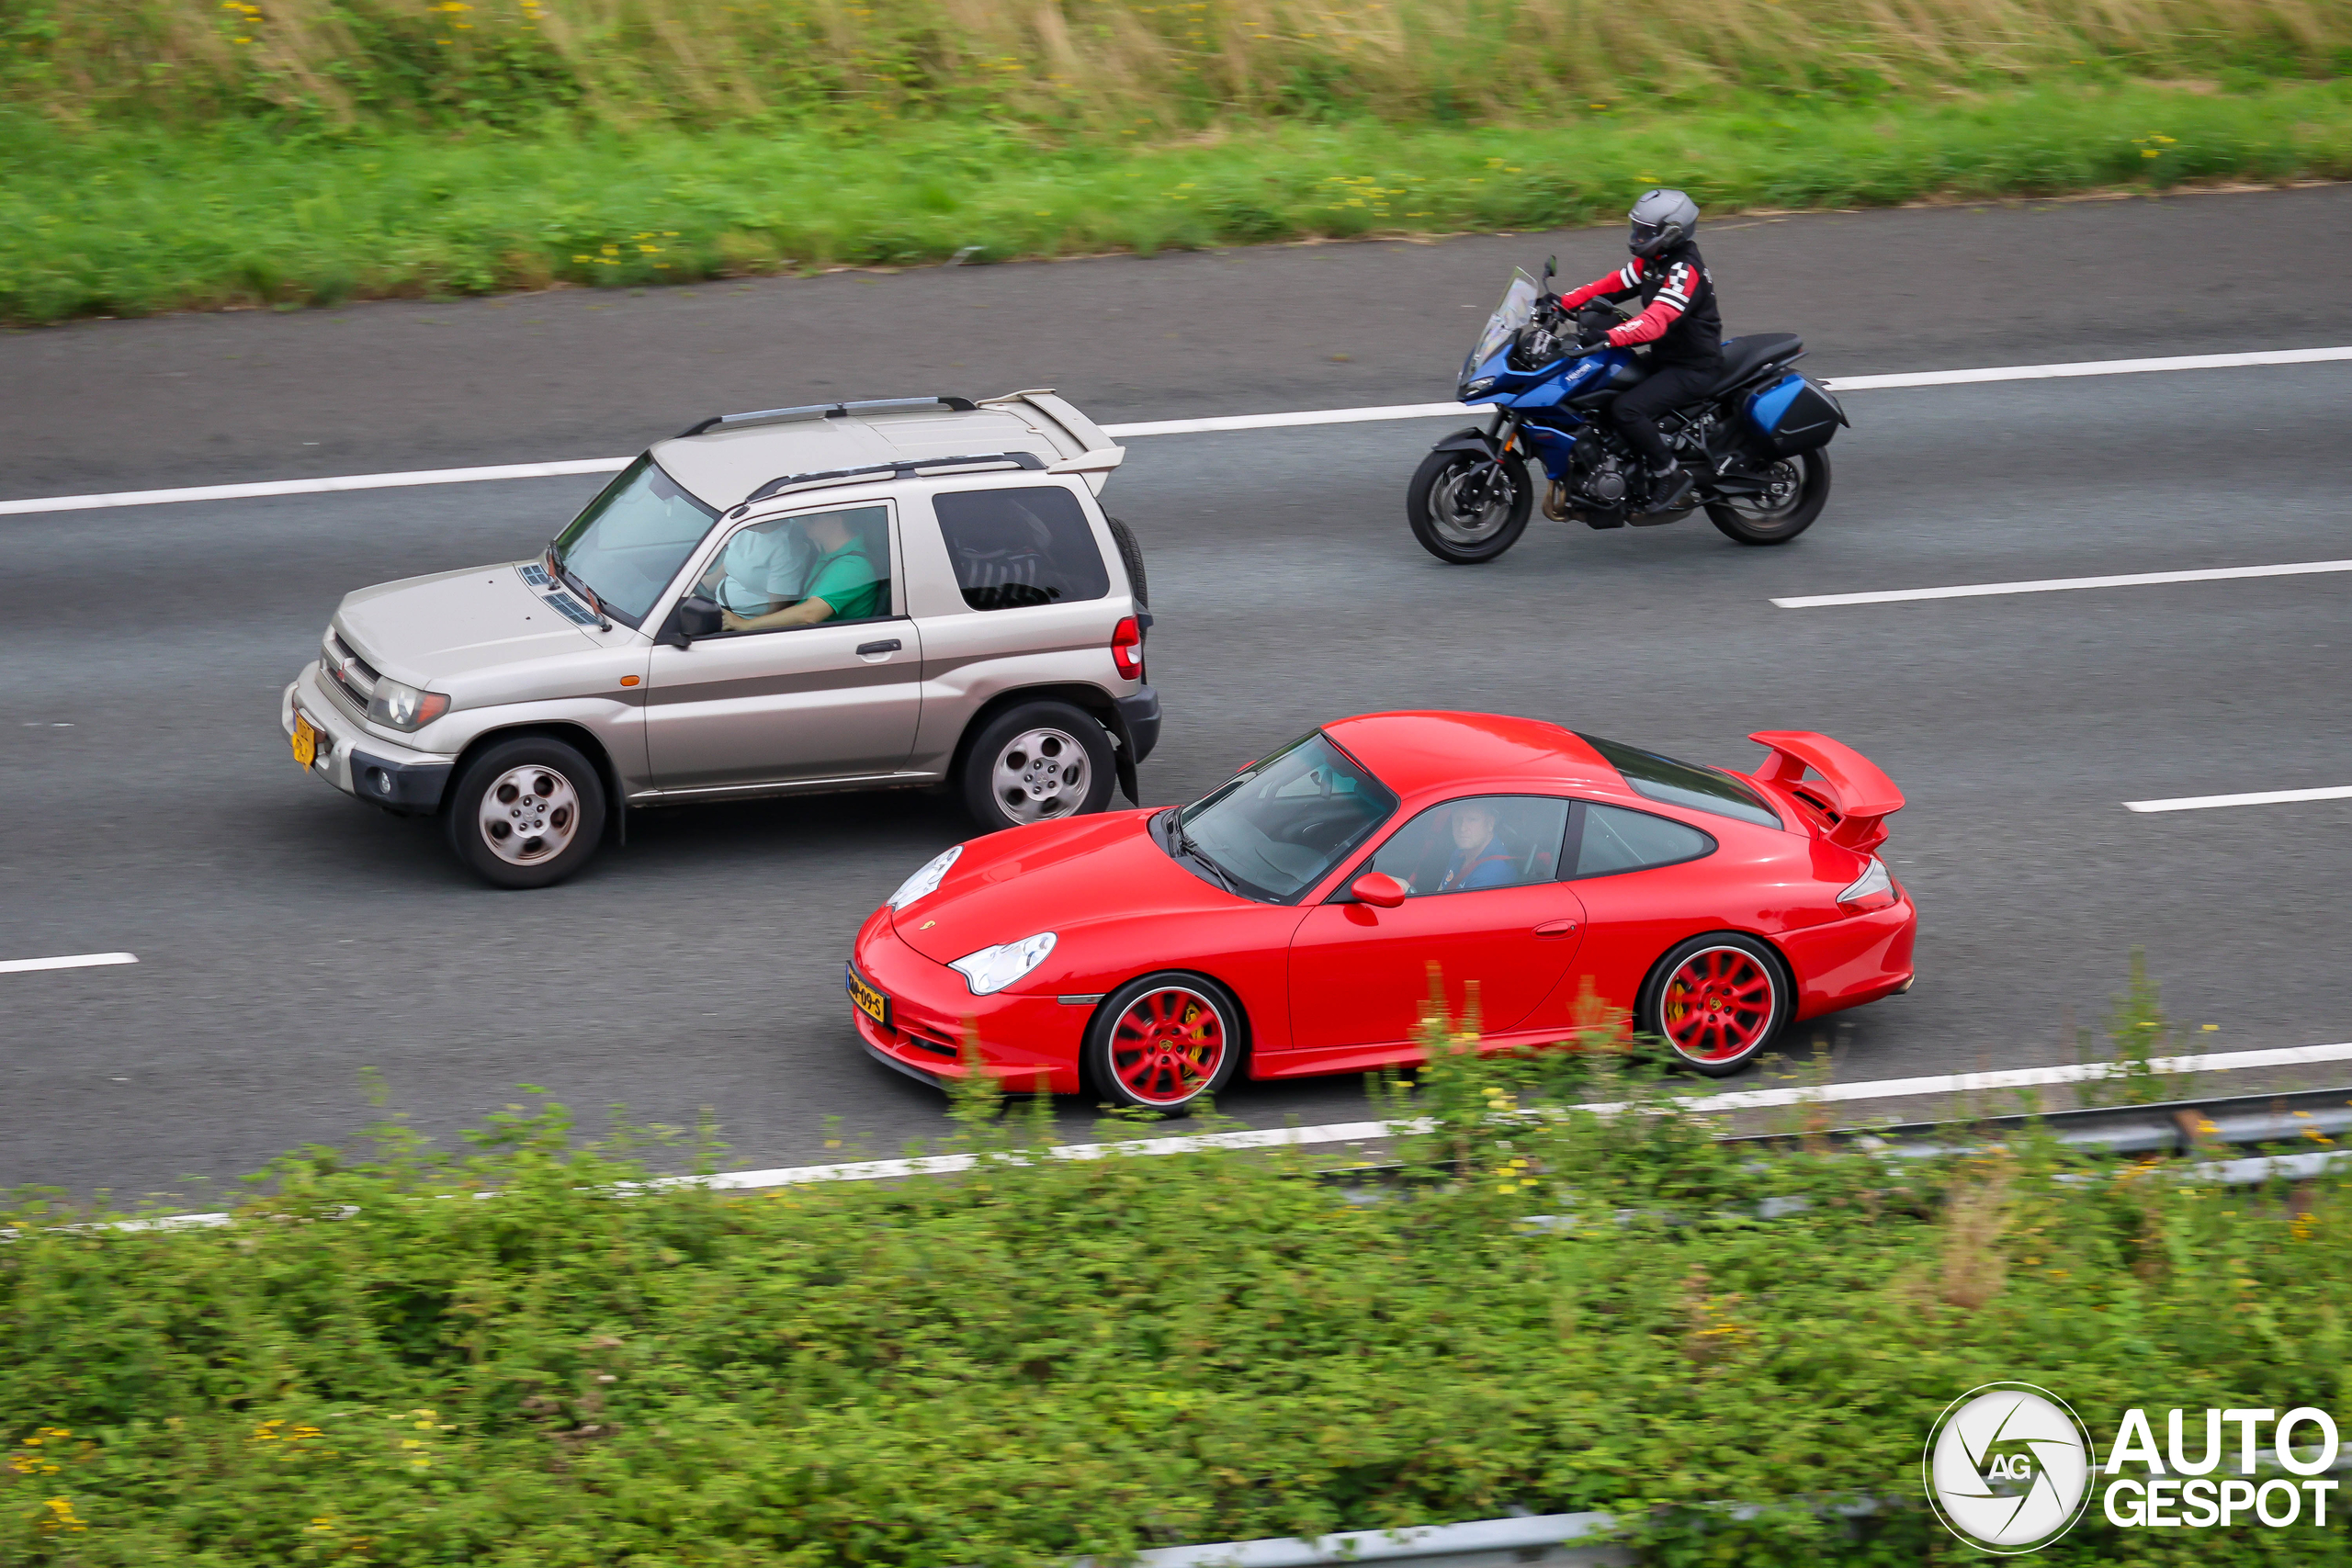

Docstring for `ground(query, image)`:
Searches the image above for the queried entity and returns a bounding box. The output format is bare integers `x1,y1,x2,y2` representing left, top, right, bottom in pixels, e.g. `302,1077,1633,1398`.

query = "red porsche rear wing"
1745,730,1905,853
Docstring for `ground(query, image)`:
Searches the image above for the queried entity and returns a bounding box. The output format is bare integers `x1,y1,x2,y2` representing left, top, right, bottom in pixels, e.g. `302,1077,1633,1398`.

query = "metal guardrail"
1080,1512,1629,1568
1736,1082,2352,1158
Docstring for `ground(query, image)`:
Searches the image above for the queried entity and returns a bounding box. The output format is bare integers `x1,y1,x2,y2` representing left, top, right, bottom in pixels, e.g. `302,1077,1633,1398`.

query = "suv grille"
322,632,381,710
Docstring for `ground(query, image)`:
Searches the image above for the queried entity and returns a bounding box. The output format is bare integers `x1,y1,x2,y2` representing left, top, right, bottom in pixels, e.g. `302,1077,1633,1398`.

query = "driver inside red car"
1433,802,1517,894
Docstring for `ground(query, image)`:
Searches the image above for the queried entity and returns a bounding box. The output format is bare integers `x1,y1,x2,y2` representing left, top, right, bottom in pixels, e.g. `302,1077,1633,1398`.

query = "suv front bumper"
282,664,455,815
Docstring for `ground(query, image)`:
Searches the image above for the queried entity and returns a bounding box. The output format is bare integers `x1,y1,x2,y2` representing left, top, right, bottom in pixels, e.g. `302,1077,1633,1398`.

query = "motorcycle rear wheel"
1705,448,1830,546
1408,448,1532,564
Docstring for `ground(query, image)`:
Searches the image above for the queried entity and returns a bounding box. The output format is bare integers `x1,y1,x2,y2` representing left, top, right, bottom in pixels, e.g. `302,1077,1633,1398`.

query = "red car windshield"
1172,731,1397,902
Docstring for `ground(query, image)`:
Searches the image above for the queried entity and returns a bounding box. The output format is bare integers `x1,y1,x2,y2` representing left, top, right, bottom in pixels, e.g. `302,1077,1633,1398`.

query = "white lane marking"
1100,400,1495,437
2127,784,2352,814
1825,344,2352,391
685,1038,2352,1190
0,458,633,518
1773,558,2352,609
4,344,2346,519
0,951,138,976
81,1038,2352,1232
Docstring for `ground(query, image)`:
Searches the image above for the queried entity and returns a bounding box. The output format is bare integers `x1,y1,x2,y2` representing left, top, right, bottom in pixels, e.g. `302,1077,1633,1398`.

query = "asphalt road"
4,187,2350,1201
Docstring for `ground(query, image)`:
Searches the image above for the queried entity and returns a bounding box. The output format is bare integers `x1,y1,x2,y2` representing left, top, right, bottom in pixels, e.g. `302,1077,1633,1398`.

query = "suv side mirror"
677,594,723,637
1347,871,1407,908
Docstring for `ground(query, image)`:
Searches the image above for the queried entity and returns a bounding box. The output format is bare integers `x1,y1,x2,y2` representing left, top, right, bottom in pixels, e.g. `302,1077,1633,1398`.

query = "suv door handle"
855,638,903,658
1532,919,1579,937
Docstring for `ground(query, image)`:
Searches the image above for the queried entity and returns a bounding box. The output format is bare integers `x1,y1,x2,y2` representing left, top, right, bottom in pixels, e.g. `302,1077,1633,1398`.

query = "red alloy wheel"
1106,985,1228,1107
1659,945,1779,1065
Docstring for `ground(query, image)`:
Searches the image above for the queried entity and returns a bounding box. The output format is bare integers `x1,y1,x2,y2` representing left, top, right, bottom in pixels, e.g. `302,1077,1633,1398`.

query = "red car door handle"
1533,919,1579,937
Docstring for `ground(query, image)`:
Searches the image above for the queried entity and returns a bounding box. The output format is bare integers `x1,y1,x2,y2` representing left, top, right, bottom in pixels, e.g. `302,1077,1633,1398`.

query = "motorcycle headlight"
368,678,450,732
887,844,963,911
1462,376,1498,398
948,932,1057,996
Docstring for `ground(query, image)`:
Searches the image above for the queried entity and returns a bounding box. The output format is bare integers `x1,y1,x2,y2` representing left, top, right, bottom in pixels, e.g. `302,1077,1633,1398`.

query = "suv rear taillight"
1836,856,1898,913
1111,616,1145,682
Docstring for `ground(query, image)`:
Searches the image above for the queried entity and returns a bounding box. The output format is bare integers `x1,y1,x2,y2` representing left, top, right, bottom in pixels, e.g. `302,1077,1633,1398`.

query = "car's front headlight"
948,932,1057,996
888,844,963,910
368,678,450,732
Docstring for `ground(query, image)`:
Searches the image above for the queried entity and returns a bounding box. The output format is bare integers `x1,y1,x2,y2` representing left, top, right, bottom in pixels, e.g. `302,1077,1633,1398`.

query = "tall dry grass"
7,0,2345,131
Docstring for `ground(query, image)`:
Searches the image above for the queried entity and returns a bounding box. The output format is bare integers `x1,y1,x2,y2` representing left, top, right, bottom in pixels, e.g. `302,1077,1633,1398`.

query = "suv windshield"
1462,268,1541,389
1173,731,1397,902
549,456,718,627
1579,732,1782,829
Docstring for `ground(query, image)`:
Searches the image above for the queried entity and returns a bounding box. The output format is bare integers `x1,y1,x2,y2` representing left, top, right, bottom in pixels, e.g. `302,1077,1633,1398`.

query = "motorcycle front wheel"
1704,448,1830,546
1407,447,1532,564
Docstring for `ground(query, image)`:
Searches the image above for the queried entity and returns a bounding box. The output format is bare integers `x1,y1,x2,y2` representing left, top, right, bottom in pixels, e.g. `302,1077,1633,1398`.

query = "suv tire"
960,701,1116,833
1106,515,1148,607
446,736,607,889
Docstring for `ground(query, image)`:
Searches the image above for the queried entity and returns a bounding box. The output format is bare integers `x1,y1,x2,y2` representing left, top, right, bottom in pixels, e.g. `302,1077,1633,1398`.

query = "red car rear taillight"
1836,856,1899,913
1111,616,1145,682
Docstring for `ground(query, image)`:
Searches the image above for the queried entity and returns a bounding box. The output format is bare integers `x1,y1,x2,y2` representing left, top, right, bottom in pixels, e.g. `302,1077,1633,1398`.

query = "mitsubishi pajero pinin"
281,392,1159,887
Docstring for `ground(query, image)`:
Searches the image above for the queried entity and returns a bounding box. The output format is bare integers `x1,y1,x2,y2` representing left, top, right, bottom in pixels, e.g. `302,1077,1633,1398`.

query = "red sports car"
848,712,1914,1110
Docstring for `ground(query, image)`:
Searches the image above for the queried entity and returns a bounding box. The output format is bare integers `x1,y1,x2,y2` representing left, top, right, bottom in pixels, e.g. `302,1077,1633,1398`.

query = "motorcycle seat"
1703,333,1804,398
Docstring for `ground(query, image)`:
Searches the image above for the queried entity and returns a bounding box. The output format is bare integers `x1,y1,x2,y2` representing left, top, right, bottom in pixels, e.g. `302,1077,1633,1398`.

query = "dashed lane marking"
2127,784,2352,814
0,952,138,976
1773,558,2352,610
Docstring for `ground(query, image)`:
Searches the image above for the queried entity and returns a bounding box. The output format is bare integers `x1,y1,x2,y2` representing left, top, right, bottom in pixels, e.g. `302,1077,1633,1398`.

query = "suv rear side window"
1578,732,1781,829
934,487,1109,611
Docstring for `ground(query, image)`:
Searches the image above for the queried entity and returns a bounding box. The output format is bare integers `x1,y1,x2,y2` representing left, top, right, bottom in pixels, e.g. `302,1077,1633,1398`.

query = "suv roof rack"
675,395,977,440
732,451,1046,513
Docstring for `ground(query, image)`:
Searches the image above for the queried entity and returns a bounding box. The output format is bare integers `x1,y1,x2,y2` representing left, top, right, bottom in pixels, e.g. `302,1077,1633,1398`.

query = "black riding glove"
1576,321,1613,350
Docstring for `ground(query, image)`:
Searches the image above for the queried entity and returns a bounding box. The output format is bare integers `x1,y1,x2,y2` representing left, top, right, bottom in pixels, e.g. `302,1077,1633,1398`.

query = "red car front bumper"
848,908,1090,1096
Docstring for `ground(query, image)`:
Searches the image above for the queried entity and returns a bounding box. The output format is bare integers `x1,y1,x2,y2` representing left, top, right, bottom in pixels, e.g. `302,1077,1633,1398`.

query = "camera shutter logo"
1925,1382,2098,1553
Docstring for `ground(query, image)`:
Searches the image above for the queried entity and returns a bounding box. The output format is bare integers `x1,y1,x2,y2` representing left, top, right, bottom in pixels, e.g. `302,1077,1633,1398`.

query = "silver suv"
281,391,1159,887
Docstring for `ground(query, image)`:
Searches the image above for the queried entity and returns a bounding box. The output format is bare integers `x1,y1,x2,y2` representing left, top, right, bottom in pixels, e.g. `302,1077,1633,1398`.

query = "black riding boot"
1645,461,1693,511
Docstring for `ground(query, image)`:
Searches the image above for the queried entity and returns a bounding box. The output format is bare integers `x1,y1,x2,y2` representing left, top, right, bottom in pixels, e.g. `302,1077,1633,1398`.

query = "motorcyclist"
1547,188,1722,511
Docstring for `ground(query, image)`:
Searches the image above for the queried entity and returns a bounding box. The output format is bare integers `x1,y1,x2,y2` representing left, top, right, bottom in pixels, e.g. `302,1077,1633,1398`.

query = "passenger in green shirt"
719,511,883,632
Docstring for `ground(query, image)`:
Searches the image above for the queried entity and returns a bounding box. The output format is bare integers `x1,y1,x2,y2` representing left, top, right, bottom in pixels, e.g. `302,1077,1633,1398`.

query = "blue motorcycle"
1407,260,1848,564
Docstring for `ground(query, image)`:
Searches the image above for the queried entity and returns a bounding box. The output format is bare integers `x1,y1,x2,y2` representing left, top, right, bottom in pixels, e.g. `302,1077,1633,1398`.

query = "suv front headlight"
888,844,963,910
948,932,1057,996
368,678,450,732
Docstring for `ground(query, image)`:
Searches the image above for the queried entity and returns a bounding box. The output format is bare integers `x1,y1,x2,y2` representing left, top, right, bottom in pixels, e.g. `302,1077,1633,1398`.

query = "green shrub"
6,1018,2351,1565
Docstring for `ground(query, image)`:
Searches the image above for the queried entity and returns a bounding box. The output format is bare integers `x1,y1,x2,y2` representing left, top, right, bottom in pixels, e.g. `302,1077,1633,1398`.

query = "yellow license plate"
845,964,891,1028
290,713,318,769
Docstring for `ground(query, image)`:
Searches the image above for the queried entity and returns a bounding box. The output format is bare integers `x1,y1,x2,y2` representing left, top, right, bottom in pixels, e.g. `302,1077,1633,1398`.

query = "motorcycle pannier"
1743,374,1845,458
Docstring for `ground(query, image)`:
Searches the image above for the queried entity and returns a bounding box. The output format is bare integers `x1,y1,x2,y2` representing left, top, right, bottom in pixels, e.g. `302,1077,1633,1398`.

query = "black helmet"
1628,187,1699,259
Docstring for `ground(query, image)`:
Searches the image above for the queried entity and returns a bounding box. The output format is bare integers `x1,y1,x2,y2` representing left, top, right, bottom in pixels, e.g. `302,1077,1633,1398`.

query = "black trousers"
1611,359,1721,468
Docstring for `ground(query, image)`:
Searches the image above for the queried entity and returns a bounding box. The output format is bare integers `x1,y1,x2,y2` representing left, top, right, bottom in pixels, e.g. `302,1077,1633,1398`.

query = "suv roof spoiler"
733,451,1046,513
676,395,978,440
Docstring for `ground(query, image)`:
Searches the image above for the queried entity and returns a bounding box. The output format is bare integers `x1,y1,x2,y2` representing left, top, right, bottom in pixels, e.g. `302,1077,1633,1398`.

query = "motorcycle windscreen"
1462,269,1542,386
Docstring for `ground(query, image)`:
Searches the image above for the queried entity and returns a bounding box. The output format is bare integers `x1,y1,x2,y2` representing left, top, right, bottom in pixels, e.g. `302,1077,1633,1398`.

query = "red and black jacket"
1557,243,1723,367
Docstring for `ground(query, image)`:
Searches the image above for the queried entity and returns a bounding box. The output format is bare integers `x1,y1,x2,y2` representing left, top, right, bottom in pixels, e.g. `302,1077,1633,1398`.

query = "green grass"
5,1027,2352,1566
4,78,2349,325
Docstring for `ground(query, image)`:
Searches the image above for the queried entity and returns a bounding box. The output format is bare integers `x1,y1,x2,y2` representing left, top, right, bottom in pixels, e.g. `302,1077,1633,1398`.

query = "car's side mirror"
1348,872,1407,908
678,594,723,636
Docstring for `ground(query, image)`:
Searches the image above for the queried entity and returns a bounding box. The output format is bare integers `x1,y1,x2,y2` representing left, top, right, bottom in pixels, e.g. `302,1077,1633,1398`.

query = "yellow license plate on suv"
844,964,891,1028
290,713,319,769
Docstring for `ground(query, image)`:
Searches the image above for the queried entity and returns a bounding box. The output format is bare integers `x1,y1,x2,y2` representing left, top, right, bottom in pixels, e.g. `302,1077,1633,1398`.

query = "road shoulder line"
6,344,2348,519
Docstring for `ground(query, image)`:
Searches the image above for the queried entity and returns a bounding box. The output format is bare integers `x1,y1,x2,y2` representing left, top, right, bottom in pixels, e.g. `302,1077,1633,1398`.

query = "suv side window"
933,486,1109,611
693,503,893,630
1368,795,1571,896
1570,803,1716,878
